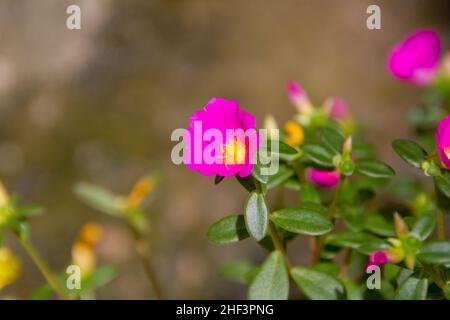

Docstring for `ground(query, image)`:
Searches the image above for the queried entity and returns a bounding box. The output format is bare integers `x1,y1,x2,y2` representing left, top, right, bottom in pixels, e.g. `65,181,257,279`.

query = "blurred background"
0,0,449,299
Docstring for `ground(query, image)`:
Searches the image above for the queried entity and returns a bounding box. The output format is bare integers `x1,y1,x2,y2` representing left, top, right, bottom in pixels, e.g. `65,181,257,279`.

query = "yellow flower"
72,223,103,277
0,247,21,290
284,120,304,147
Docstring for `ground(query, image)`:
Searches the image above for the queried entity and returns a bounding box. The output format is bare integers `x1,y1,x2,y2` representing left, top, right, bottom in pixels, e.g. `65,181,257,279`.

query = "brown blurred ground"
0,0,449,299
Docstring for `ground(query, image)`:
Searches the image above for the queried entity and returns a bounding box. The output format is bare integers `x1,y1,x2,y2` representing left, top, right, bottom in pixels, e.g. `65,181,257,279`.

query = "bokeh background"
0,0,449,299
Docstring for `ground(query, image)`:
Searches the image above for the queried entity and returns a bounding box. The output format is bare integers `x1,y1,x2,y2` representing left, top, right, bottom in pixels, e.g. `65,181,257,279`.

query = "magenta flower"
365,250,391,271
387,29,441,86
435,115,450,168
183,98,258,177
286,80,312,114
306,168,340,188
326,96,349,120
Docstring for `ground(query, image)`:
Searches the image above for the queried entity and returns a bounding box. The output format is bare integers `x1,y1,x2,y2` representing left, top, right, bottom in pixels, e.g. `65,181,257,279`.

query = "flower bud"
306,168,340,188
286,80,313,115
0,247,21,290
324,96,349,120
394,212,409,237
263,114,279,139
339,154,355,176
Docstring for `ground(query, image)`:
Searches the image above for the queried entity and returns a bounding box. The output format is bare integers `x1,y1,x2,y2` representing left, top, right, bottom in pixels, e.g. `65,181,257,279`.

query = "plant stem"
129,226,165,299
253,177,293,271
436,208,446,240
268,221,293,270
313,177,343,263
339,248,352,278
17,235,69,300
326,177,343,220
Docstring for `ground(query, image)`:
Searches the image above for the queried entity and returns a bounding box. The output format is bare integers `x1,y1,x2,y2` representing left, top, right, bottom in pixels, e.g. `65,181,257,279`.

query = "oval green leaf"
417,241,450,265
392,139,427,168
248,251,288,300
394,276,428,300
355,160,395,178
291,267,344,300
207,215,249,245
270,204,332,235
244,192,269,241
320,127,344,155
302,144,335,167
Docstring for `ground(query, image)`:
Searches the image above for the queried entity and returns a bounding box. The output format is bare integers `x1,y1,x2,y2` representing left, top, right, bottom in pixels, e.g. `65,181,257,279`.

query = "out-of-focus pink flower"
365,250,391,271
306,168,340,188
183,98,258,177
325,96,349,120
435,115,450,168
387,29,441,86
286,80,313,114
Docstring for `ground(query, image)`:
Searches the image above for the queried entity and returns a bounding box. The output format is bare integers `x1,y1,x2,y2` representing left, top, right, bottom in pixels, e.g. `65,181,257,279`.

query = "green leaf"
78,265,118,295
302,144,335,167
220,261,258,284
16,205,44,218
266,166,295,189
248,251,288,300
395,276,428,300
270,204,332,236
320,127,344,155
244,192,269,241
298,184,321,205
291,267,344,300
251,151,274,184
411,213,436,241
417,241,450,265
364,215,395,237
207,215,249,245
326,231,381,249
392,139,427,168
434,173,450,199
355,160,395,178
266,140,299,155
235,175,256,192
310,262,340,277
343,279,363,300
214,175,225,185
74,182,121,216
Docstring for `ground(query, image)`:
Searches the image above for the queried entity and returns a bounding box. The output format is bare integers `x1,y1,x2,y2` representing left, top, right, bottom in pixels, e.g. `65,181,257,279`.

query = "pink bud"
286,80,312,114
326,96,349,120
365,250,391,271
306,168,340,188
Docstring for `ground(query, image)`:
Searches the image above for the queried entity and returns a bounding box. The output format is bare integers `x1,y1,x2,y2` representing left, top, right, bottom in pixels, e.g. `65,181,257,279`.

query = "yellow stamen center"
218,138,247,168
444,147,450,160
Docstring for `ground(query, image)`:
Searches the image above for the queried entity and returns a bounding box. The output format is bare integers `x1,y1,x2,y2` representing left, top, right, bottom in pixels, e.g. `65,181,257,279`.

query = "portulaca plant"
181,29,450,300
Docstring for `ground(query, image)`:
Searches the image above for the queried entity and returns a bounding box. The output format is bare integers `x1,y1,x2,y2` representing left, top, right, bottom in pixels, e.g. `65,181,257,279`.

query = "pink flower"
435,115,450,168
325,96,349,120
365,250,391,271
306,168,340,188
286,80,313,114
183,98,258,178
387,29,441,86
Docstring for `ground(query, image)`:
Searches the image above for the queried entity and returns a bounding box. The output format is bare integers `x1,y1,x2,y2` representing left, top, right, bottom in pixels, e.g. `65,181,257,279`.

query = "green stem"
436,208,446,240
268,221,293,270
313,177,343,263
326,177,343,220
17,235,69,300
128,225,165,299
253,177,293,270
